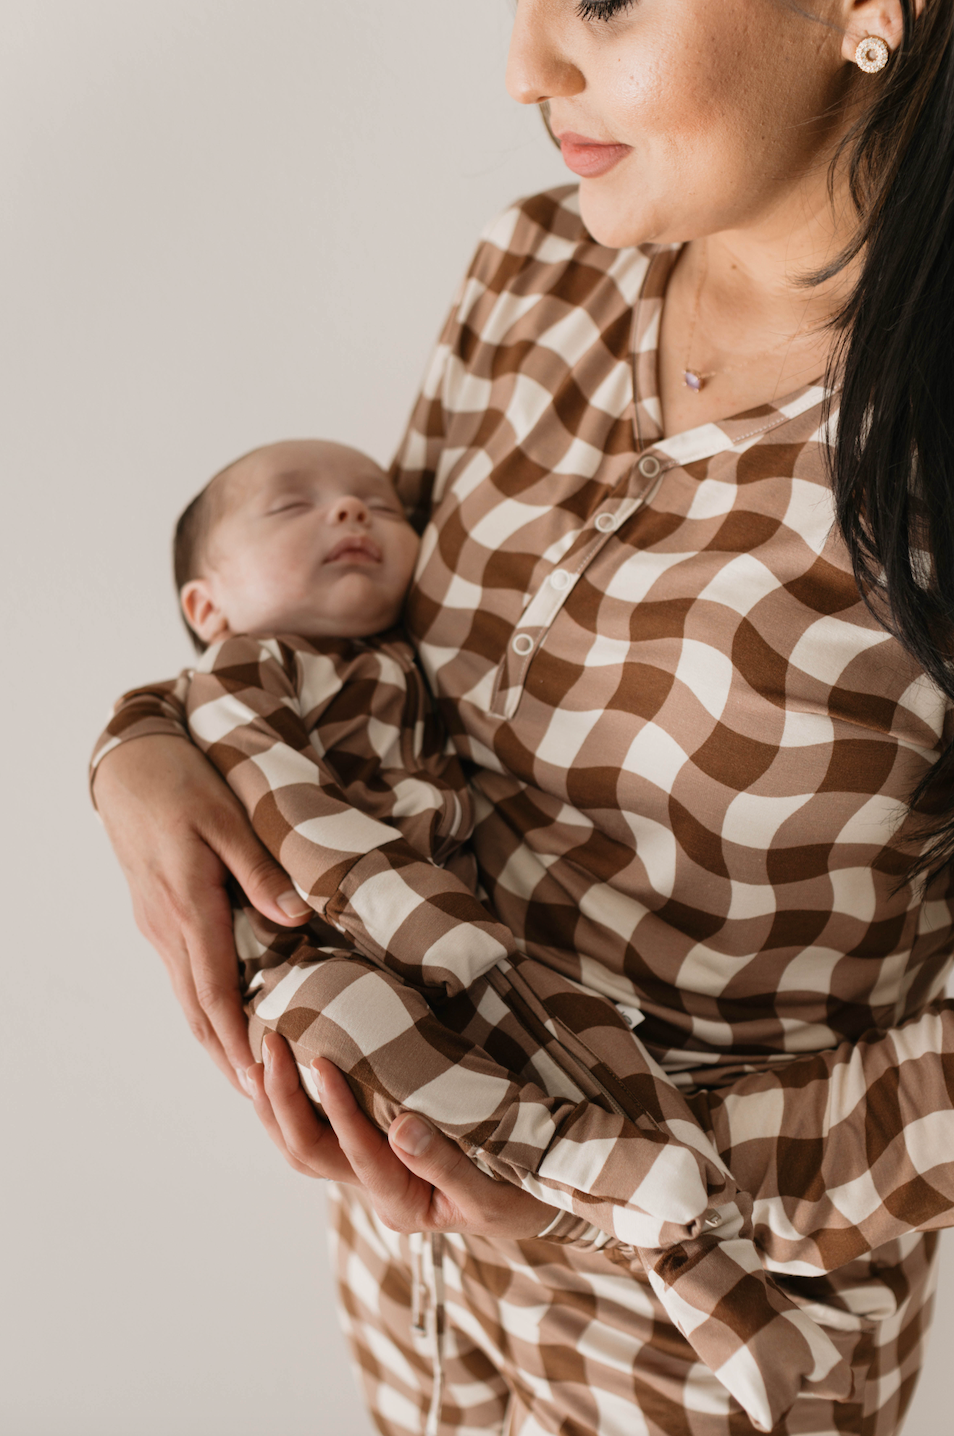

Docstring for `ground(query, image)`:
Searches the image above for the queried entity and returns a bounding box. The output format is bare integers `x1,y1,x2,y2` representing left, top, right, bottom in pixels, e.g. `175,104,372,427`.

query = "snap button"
638,453,662,480
595,511,616,533
549,568,572,591
702,1208,722,1230
511,633,534,657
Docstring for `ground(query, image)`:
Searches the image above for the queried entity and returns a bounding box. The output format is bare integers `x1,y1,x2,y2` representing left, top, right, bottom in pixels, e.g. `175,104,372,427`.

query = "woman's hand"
94,736,312,1094
247,1034,556,1240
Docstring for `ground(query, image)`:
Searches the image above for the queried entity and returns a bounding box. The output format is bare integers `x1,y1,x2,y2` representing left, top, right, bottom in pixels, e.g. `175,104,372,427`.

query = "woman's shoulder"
477,184,588,254
460,185,656,316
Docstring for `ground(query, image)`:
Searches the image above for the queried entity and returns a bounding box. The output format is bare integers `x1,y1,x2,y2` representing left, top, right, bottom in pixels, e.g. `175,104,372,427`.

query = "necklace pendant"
683,370,705,393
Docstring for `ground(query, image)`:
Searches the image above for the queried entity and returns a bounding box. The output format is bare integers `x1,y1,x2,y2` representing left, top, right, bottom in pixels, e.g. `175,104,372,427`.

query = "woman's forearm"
695,1001,954,1273
94,730,310,1091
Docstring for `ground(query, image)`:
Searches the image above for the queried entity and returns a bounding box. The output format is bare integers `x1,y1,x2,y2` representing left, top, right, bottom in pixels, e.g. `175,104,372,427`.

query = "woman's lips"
558,132,632,179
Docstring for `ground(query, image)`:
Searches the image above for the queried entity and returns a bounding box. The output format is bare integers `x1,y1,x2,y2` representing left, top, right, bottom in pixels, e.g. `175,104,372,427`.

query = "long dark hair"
827,0,954,878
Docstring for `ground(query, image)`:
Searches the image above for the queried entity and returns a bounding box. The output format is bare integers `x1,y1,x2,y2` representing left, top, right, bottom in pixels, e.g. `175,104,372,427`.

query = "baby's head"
175,439,419,651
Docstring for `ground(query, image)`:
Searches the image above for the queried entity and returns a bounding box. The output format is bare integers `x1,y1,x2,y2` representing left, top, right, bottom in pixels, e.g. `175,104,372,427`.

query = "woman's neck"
657,168,863,439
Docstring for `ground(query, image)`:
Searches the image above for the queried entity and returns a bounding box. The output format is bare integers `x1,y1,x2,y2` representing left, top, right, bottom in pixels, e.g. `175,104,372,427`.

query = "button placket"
489,459,668,720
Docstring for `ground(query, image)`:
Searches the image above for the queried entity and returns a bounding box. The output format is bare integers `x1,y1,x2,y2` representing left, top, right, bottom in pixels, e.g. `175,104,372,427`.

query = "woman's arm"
93,731,311,1093
695,999,954,1274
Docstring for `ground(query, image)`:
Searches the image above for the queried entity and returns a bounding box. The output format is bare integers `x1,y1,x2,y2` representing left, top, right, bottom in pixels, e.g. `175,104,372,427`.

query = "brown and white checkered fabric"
185,633,515,1001
180,628,856,1425
329,1183,937,1436
93,186,954,1432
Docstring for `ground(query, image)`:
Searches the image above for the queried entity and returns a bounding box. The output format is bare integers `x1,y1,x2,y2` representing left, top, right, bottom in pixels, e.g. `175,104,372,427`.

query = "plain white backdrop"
1,4,950,1433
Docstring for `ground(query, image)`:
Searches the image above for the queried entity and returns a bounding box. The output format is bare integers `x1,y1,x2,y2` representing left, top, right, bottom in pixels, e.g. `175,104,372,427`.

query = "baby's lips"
324,534,382,564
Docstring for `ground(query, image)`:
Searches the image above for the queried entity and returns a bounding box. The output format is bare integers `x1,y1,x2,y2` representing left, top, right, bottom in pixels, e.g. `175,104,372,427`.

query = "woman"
93,1,954,1432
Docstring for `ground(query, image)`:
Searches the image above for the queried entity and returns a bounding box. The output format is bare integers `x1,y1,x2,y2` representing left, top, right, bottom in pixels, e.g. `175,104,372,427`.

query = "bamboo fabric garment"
94,187,954,1432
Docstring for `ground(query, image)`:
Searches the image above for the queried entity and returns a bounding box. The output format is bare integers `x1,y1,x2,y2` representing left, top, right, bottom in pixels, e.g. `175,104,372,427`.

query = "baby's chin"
244,599,404,642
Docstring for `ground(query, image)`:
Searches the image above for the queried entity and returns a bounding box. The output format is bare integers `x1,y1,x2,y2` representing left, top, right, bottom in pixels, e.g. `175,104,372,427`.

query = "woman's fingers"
156,924,249,1093
260,1046,559,1241
245,1058,322,1177
312,1058,436,1225
206,803,312,929
140,822,257,1091
257,1036,357,1182
95,735,310,1091
388,1112,556,1238
314,1058,556,1238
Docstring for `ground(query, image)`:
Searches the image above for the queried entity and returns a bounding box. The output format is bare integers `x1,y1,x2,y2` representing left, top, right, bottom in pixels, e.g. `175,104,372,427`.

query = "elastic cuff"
535,1209,612,1249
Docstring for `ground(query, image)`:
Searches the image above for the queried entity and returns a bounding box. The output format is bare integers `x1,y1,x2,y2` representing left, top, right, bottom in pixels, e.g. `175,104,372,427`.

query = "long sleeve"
89,673,191,800
186,633,513,1000
530,990,954,1281
692,997,954,1275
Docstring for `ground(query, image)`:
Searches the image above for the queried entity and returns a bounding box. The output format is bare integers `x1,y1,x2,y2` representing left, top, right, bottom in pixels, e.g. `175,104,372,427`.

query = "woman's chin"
577,182,660,252
577,186,652,251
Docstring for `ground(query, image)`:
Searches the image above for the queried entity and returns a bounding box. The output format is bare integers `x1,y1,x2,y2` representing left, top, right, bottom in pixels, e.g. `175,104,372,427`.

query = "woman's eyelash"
575,0,634,20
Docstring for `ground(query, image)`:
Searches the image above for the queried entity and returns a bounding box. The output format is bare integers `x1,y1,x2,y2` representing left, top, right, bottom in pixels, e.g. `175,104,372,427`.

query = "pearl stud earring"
855,35,890,73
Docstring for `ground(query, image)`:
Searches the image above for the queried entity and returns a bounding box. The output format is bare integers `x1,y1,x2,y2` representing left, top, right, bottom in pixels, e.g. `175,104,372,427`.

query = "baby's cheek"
398,531,422,589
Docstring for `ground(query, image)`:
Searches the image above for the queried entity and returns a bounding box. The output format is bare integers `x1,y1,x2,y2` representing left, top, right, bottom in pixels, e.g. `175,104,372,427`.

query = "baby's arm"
186,634,513,1000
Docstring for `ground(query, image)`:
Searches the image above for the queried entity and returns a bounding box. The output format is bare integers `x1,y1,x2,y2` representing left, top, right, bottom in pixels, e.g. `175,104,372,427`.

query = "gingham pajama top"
95,188,954,1435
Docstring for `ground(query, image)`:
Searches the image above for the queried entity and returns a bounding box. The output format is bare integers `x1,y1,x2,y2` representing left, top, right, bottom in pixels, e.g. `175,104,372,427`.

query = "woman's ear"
180,578,228,645
840,0,924,65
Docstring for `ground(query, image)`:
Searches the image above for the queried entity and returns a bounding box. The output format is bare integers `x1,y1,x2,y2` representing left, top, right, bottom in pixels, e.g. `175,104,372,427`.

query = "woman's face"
507,0,857,248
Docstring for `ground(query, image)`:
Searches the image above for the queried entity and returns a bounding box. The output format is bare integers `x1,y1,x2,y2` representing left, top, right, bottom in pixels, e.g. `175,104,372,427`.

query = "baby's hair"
173,451,252,653
173,484,215,654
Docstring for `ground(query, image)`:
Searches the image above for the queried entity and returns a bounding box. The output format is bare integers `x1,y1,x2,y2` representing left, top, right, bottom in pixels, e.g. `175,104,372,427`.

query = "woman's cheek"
594,53,724,238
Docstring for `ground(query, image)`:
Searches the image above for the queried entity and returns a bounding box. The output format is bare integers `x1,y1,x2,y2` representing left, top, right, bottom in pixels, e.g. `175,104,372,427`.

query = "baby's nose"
329,495,369,524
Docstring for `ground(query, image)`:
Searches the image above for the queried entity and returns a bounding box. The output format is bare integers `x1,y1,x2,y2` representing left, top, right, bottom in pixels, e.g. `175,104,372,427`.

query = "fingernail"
310,1061,324,1095
392,1115,432,1157
262,1039,273,1069
278,890,310,918
235,1066,253,1097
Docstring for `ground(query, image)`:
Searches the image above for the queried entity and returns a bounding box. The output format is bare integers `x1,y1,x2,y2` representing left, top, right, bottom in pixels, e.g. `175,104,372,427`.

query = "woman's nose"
506,0,585,107
328,495,369,525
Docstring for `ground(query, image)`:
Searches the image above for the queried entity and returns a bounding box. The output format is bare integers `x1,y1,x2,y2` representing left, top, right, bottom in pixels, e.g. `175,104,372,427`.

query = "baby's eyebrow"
359,477,401,498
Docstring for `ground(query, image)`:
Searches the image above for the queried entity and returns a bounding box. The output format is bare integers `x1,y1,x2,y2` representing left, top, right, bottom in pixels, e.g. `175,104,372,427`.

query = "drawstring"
426,1233,446,1436
410,1233,428,1335
410,1232,446,1436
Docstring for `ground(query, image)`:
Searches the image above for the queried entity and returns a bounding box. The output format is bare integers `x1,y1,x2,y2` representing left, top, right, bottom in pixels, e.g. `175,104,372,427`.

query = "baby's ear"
180,578,225,645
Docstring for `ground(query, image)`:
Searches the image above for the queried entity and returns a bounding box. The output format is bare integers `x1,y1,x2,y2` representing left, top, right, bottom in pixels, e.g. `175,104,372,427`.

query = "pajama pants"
327,1182,938,1436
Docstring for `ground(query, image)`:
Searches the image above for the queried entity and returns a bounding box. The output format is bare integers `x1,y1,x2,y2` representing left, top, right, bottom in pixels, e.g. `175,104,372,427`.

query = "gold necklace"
682,242,807,394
